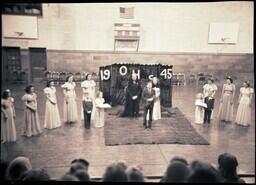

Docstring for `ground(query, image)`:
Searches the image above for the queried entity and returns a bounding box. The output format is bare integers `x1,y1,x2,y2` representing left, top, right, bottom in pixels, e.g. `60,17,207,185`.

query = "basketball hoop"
214,37,229,58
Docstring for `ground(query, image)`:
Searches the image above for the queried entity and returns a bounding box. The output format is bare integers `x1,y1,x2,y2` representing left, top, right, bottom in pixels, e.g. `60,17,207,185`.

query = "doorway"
2,47,21,83
29,48,47,82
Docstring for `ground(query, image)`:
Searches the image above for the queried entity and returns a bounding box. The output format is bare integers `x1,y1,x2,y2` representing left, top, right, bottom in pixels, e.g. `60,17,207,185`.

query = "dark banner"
99,63,173,107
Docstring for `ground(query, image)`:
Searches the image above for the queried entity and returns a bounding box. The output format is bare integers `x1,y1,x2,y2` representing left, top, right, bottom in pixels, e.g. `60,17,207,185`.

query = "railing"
50,173,255,182
89,174,255,182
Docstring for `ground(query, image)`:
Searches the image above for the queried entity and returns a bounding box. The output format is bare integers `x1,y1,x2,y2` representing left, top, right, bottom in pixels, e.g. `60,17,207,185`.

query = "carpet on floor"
104,107,209,146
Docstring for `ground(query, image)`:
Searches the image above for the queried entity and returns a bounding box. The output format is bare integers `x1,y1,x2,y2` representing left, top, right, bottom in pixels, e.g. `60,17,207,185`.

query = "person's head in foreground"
187,160,222,183
126,166,145,182
116,160,128,171
218,153,245,183
164,161,190,183
20,168,50,181
60,173,79,181
73,169,90,181
170,156,189,166
103,163,128,182
5,156,32,180
70,158,90,175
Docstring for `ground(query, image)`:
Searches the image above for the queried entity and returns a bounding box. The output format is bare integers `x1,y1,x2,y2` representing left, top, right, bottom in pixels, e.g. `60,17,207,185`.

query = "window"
124,31,130,36
114,23,140,51
2,3,43,16
120,7,134,19
117,31,122,36
132,31,137,36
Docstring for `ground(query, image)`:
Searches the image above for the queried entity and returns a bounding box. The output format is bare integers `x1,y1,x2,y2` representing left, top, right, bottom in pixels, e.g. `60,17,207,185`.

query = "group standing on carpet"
195,76,254,127
1,73,254,143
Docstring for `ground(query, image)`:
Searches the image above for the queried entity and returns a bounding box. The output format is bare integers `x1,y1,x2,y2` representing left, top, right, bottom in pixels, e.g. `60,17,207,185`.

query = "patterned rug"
104,107,209,146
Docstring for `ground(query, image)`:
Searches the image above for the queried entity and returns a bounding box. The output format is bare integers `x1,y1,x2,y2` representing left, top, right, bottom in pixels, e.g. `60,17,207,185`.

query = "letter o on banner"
119,66,128,76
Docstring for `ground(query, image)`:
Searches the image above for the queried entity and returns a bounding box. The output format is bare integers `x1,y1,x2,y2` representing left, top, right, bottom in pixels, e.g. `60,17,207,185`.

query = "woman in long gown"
235,81,254,126
44,80,61,129
81,74,96,121
61,75,78,124
1,89,17,143
152,77,161,120
218,76,236,123
21,85,42,137
94,91,105,128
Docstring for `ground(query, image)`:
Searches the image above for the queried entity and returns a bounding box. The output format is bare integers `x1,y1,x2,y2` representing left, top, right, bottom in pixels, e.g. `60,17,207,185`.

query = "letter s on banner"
100,69,110,80
119,66,128,76
148,74,154,80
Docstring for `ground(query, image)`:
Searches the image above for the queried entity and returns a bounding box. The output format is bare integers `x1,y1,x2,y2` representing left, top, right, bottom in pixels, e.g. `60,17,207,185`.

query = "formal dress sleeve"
203,84,207,90
213,84,218,91
44,88,50,95
21,94,27,102
9,97,14,103
61,83,67,89
92,80,96,87
250,88,254,94
240,87,243,94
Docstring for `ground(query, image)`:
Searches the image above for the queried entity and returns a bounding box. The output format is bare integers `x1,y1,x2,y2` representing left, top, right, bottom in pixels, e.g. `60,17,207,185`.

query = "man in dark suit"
204,96,214,124
82,93,93,129
126,73,142,118
142,81,155,129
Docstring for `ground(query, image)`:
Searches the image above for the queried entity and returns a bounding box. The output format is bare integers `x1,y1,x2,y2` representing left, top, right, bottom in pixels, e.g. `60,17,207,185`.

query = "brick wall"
46,50,254,85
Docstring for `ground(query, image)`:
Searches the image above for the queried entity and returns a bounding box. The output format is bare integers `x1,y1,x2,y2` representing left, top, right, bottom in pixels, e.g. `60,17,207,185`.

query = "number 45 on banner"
160,68,172,79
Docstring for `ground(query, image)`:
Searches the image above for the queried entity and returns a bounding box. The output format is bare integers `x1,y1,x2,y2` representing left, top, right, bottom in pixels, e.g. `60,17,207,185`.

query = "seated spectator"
218,153,245,183
69,158,90,176
5,156,32,180
116,160,128,171
186,161,221,183
126,166,145,182
103,163,128,182
20,168,50,181
0,160,9,181
188,160,223,183
73,169,90,181
60,173,79,181
164,161,190,183
160,156,189,182
170,156,188,166
190,160,205,171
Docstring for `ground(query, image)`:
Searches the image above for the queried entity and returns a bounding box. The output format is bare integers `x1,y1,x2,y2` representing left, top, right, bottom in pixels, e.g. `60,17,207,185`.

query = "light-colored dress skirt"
94,107,104,127
235,97,252,126
218,92,234,122
24,106,42,137
63,97,78,123
153,98,161,120
1,110,16,142
195,106,204,124
44,101,61,129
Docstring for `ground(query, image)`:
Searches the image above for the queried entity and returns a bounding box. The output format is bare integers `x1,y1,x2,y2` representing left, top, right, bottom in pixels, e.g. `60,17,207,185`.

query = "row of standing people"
195,77,254,126
1,74,105,143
